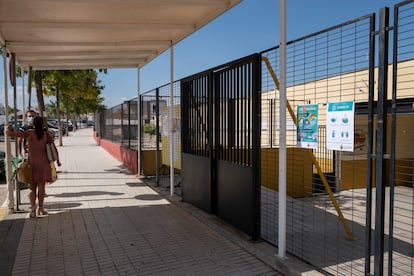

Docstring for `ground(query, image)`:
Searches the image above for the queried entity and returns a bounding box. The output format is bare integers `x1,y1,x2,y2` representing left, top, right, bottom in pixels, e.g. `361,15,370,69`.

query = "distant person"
18,109,36,158
7,116,62,218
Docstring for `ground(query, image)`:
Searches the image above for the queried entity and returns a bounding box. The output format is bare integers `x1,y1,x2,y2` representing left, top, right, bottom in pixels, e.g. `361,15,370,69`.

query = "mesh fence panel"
390,1,414,274
129,98,139,150
260,14,373,275
157,82,181,194
139,83,181,194
141,89,158,151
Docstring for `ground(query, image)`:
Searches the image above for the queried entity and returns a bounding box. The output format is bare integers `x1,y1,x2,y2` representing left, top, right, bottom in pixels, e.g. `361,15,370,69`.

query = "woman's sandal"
37,209,48,216
29,211,36,218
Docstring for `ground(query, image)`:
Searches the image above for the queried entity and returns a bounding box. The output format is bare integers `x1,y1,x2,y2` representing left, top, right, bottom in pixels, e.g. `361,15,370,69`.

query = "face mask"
27,117,34,124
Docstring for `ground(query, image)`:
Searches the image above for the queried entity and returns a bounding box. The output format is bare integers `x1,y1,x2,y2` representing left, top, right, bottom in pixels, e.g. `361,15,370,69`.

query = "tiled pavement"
0,128,285,276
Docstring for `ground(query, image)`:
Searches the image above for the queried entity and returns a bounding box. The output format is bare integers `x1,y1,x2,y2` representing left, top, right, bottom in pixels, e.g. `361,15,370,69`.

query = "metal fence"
97,1,414,274
260,13,373,275
153,82,181,192
260,2,414,275
98,82,182,194
388,2,414,275
97,99,139,148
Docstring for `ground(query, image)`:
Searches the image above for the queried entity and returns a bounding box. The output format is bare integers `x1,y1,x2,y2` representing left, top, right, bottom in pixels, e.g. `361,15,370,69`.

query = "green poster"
297,104,319,149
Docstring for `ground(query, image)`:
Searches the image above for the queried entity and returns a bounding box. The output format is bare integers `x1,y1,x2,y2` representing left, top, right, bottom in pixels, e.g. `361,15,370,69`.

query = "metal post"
137,67,142,175
3,49,14,212
335,151,340,192
156,88,160,186
364,13,376,276
169,44,175,196
22,67,26,115
374,7,389,276
278,0,287,259
388,5,400,275
128,101,131,148
121,103,124,145
10,54,21,211
11,54,17,155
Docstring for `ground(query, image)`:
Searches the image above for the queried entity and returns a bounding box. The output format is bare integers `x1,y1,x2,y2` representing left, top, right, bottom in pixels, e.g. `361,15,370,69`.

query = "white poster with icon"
326,101,355,151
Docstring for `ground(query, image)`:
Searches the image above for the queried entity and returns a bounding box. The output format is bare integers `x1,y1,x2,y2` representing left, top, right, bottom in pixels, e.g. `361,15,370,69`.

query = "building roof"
0,0,242,70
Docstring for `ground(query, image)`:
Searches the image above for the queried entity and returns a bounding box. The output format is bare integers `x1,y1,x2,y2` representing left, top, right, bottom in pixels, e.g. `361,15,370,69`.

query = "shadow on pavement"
134,194,163,201
0,217,25,276
52,191,124,198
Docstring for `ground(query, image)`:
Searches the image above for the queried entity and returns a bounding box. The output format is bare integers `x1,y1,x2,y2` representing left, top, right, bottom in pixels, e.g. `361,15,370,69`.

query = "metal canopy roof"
0,0,242,70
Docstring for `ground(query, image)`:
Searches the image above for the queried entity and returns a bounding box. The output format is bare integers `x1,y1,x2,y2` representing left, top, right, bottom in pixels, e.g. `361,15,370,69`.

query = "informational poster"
326,101,355,151
297,104,319,149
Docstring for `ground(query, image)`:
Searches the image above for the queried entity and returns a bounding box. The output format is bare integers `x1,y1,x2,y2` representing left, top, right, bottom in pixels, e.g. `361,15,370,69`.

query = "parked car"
60,120,73,131
61,119,73,131
47,121,65,137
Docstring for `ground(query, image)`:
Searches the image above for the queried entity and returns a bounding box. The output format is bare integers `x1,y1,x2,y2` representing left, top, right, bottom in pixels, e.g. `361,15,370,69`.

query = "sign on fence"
297,104,319,149
326,101,355,152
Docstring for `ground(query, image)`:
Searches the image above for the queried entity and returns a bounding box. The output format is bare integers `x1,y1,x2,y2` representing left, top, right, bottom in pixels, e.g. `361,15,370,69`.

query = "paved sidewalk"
0,128,284,276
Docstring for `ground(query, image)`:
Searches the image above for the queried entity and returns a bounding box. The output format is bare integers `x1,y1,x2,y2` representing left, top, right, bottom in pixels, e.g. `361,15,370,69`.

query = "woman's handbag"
49,162,58,184
46,142,58,162
16,160,32,184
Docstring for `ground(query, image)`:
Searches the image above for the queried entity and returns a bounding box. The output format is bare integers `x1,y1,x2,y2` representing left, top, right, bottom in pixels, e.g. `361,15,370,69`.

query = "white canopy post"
22,67,26,115
137,67,141,175
169,44,175,196
3,49,15,212
278,0,287,259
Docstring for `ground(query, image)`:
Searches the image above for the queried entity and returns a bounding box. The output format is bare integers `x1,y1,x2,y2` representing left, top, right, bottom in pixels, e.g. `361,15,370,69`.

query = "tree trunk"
35,71,45,116
27,66,32,109
65,97,70,136
56,86,63,146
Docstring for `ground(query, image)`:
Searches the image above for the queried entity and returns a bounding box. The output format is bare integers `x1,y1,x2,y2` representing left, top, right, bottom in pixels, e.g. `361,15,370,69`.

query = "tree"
35,71,45,116
42,70,106,145
0,46,106,133
15,66,33,111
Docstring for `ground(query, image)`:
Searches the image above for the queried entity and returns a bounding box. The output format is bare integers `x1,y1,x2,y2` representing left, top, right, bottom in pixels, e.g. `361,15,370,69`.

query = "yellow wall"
161,135,182,170
341,113,414,190
261,147,313,197
142,150,161,176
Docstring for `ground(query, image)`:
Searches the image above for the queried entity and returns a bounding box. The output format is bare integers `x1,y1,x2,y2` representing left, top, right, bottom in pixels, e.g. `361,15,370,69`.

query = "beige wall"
261,59,414,190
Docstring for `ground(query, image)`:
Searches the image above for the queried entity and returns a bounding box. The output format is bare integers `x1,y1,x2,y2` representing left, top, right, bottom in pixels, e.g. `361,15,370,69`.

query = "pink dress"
22,130,55,183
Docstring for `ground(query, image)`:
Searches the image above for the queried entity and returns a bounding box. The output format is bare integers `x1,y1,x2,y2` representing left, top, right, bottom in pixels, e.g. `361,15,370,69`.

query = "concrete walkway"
0,128,285,276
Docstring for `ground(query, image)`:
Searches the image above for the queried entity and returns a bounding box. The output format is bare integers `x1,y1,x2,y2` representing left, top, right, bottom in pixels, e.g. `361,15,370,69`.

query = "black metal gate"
366,2,414,275
181,54,261,239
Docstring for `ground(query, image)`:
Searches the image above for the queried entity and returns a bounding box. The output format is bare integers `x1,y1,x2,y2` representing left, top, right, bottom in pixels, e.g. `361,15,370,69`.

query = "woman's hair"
25,109,36,117
33,116,45,140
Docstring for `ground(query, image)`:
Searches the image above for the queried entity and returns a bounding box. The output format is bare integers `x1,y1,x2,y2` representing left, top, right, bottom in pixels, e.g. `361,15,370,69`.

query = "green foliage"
143,124,156,135
42,69,106,116
8,106,20,114
7,60,107,122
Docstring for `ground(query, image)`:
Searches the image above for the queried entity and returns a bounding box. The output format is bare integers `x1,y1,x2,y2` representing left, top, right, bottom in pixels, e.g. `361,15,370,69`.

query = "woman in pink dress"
7,116,62,218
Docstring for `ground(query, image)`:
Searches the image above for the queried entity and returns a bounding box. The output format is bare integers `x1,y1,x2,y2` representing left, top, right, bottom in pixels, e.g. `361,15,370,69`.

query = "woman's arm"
6,124,27,138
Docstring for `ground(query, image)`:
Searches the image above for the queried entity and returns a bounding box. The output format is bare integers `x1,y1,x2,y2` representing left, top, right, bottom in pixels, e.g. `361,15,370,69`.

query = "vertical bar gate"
181,54,261,239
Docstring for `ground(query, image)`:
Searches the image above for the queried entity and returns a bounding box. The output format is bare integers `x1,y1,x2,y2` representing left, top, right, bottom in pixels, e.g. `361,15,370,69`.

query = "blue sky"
1,0,400,109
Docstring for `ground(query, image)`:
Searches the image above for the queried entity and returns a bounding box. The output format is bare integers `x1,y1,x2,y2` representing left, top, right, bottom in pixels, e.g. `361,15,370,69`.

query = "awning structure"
0,0,242,70
0,0,243,211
